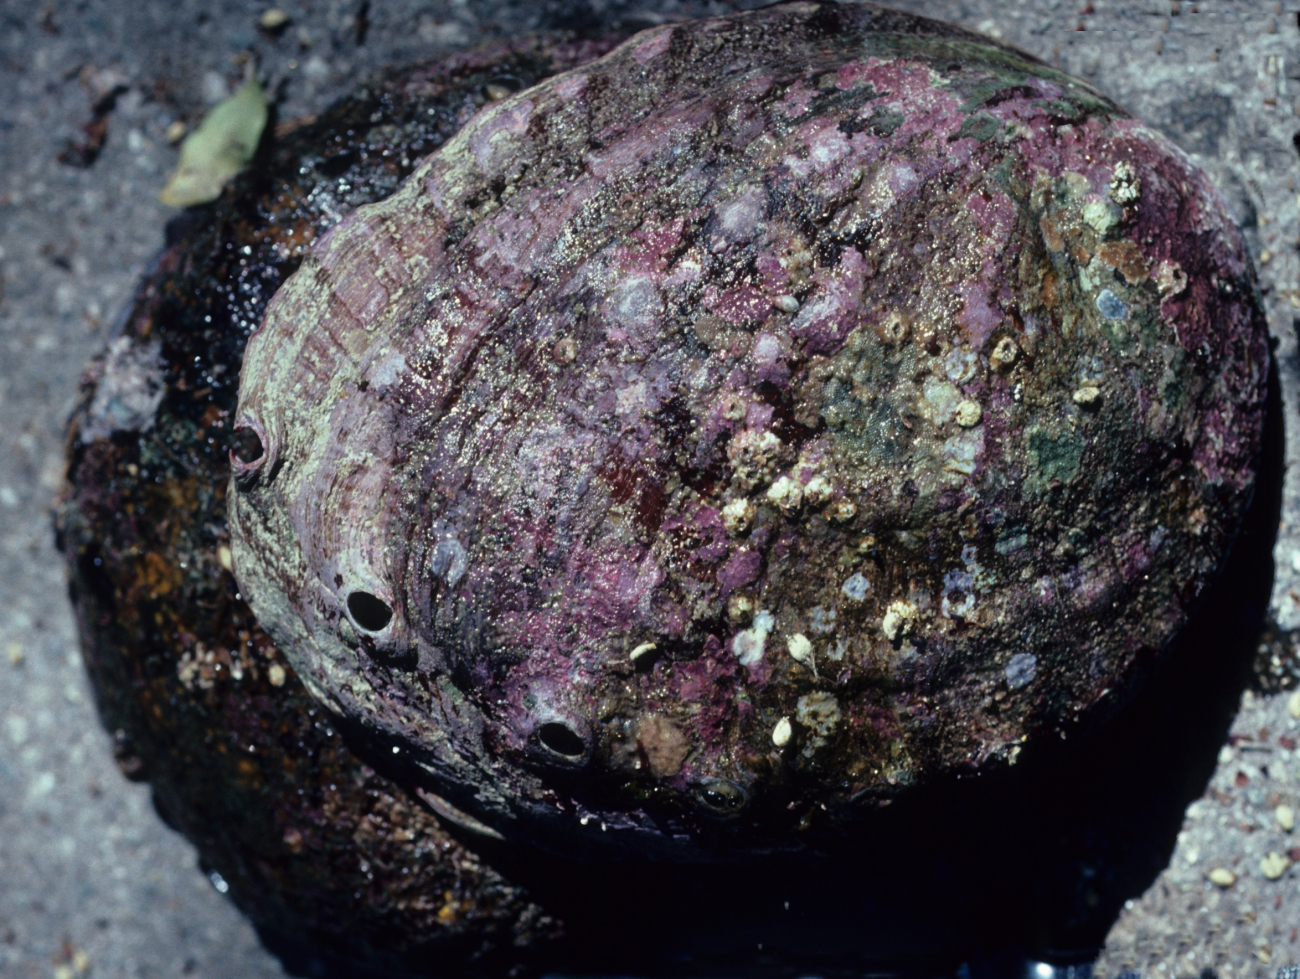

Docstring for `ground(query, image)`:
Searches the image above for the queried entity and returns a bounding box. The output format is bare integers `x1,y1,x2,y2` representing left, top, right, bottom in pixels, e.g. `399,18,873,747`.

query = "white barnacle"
803,474,833,507
728,593,755,625
795,691,841,751
721,498,757,534
989,336,1018,373
1154,259,1187,298
766,475,803,514
881,600,917,642
827,498,857,523
733,610,775,666
728,428,784,489
787,633,814,674
629,642,657,664
954,400,982,427
1109,160,1140,204
771,715,793,747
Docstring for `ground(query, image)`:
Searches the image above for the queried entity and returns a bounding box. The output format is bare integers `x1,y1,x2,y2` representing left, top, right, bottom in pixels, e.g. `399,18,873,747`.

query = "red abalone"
228,2,1267,859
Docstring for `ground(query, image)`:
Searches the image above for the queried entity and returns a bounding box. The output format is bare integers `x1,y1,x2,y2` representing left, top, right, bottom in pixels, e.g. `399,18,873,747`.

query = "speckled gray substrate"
1096,686,1300,978
1,1,1298,977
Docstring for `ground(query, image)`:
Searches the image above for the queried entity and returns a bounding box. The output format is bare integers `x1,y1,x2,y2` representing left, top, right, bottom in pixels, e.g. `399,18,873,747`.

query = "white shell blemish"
807,606,837,634
1005,652,1037,689
920,377,961,427
945,345,978,384
841,573,870,602
733,610,775,666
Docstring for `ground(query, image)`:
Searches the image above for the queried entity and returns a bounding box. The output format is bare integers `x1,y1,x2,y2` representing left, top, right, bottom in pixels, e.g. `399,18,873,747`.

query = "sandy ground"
2,1,1299,977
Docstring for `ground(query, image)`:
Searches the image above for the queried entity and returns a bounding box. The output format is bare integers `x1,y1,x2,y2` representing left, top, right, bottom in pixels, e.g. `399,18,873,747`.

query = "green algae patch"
1025,429,1084,495
160,74,267,207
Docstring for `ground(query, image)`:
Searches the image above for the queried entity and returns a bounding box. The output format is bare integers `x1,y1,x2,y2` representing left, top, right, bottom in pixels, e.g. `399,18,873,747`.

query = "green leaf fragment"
159,76,267,207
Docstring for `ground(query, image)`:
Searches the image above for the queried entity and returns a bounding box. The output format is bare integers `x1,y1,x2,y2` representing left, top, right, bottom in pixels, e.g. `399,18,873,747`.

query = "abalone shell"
229,1,1267,859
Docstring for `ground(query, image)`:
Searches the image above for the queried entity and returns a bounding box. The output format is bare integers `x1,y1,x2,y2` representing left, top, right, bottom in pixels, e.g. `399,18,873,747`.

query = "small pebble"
267,662,286,687
217,544,233,571
485,83,512,102
259,8,289,29
773,295,800,313
1207,867,1236,888
1277,804,1295,832
165,120,187,144
1260,851,1291,880
721,395,747,421
771,716,792,747
954,400,982,427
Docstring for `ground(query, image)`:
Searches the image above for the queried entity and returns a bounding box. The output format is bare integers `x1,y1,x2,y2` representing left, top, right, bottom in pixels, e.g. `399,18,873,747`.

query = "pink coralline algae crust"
230,2,1267,858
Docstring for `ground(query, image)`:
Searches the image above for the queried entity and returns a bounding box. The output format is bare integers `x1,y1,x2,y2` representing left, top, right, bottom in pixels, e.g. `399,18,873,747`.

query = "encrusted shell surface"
231,2,1267,857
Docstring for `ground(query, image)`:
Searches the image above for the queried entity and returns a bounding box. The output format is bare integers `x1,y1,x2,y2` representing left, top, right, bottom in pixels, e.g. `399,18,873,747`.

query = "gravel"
2,1,1299,976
